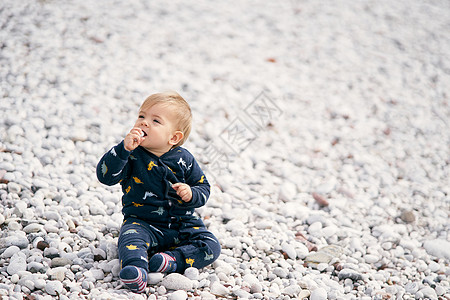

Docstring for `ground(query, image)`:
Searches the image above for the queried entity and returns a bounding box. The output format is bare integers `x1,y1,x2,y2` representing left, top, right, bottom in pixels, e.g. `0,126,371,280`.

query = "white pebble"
11,274,20,284
184,267,199,280
255,239,271,252
281,241,297,259
161,273,193,291
310,287,327,300
23,223,44,233
210,282,228,296
283,285,301,296
2,245,20,258
405,282,419,294
273,267,288,278
45,281,63,296
148,273,164,285
243,274,260,286
169,290,187,300
364,254,379,264
8,221,22,231
423,239,450,260
8,182,21,193
419,287,437,299
7,253,27,275
428,261,441,272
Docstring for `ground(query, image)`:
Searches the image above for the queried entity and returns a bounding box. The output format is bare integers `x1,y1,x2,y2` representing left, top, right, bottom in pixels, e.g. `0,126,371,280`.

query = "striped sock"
119,266,147,293
148,252,177,273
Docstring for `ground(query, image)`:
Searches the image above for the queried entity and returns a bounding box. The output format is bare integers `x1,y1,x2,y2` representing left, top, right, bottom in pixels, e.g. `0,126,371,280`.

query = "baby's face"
134,103,179,155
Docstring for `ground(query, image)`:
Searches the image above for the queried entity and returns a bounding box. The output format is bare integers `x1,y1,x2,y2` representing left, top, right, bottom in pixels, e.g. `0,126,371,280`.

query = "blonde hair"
140,91,192,147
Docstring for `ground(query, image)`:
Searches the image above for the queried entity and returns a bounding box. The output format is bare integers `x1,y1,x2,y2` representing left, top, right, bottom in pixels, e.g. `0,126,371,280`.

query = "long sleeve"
96,141,130,186
173,156,210,209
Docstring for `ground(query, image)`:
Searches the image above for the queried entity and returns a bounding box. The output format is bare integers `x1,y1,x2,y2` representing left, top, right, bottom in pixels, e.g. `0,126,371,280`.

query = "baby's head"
140,91,192,147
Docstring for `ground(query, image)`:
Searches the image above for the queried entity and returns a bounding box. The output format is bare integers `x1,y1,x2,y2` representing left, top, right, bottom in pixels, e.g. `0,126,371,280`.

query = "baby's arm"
172,156,210,208
96,141,130,186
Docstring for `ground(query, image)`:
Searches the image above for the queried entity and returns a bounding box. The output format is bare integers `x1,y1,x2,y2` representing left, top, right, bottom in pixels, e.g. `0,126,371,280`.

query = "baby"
97,92,221,293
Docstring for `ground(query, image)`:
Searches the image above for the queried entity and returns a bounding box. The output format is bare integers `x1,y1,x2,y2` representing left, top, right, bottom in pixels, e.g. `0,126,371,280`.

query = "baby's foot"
119,265,147,293
148,252,177,273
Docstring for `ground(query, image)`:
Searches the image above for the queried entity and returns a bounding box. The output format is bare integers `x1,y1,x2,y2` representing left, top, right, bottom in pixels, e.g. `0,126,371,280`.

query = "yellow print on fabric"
148,161,157,171
126,244,139,250
133,177,143,184
125,186,131,194
132,202,143,207
168,166,176,174
198,175,205,183
186,258,195,267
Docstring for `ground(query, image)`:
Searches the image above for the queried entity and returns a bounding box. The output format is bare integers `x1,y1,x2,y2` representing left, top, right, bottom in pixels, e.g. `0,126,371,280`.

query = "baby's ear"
169,131,184,145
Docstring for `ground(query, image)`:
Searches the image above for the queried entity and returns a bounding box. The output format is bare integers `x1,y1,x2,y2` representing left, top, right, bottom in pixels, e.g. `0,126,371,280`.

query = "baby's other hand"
124,127,145,151
172,183,192,202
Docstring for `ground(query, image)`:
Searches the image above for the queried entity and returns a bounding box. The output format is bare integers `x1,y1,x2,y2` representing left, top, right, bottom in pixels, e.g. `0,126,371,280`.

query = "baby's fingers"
177,188,188,197
171,183,183,190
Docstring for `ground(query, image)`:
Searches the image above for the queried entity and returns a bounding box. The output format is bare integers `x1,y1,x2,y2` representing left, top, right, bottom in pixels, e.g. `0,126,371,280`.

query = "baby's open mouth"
141,131,147,137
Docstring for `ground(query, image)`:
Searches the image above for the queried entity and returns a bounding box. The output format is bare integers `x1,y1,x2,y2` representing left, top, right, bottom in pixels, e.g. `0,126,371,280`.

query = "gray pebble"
400,210,415,223
43,247,60,259
338,268,363,281
51,257,73,267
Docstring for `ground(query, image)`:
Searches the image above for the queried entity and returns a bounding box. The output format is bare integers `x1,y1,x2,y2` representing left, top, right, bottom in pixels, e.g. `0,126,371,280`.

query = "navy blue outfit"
97,141,221,273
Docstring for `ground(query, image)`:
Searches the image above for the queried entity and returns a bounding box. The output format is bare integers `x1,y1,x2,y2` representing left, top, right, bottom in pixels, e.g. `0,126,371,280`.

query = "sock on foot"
119,265,147,293
148,252,177,273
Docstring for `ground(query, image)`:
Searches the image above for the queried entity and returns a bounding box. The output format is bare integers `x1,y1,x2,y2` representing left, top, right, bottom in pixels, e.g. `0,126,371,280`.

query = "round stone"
400,210,415,223
45,281,63,296
310,287,327,300
184,267,199,280
161,273,193,291
169,290,188,300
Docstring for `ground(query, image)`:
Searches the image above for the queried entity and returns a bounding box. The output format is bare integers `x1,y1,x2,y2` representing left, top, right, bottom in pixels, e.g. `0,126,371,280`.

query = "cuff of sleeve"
116,140,131,160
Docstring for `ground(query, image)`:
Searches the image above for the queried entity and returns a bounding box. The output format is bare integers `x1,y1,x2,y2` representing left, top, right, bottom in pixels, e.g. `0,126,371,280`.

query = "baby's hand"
172,183,192,202
124,128,145,151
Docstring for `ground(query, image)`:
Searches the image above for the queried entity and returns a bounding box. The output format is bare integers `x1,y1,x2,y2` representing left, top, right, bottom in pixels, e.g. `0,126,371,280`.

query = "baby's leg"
173,227,221,272
118,220,154,270
118,219,158,293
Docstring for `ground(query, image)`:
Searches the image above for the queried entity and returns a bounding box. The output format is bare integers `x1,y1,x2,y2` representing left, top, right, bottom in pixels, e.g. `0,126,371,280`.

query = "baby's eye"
138,115,144,119
153,119,161,124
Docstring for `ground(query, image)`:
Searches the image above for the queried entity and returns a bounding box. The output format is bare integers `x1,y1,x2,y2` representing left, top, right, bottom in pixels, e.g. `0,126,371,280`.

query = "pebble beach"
0,0,449,299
